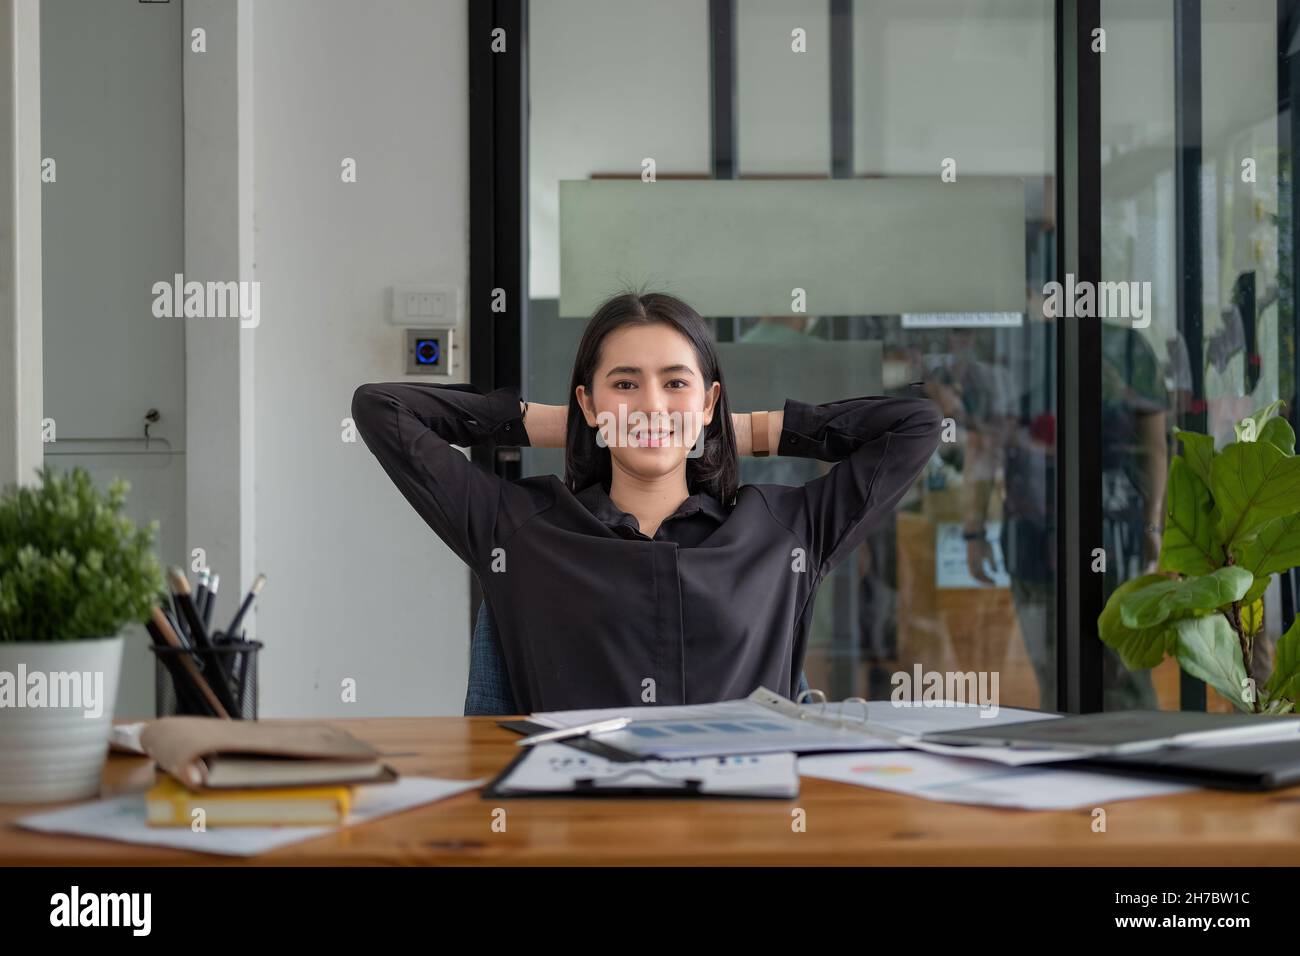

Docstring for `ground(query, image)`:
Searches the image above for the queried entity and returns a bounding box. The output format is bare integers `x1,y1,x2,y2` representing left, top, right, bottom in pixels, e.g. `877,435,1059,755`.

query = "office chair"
465,599,811,715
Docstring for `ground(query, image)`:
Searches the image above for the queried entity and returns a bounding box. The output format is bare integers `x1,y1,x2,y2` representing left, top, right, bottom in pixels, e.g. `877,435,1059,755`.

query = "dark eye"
613,380,635,390
667,379,689,389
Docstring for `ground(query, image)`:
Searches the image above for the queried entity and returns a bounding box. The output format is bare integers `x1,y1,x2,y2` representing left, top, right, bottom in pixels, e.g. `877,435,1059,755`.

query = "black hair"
563,291,739,505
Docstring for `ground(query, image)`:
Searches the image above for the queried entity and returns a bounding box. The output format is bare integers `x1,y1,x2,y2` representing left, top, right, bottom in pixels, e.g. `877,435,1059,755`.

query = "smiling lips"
630,428,674,447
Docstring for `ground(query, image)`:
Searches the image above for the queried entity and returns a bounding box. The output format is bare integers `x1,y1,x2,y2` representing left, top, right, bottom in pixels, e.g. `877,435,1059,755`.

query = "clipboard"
480,747,798,800
483,722,802,799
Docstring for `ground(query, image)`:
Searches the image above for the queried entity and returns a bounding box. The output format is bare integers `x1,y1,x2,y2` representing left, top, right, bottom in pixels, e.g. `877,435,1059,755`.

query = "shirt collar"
575,482,729,531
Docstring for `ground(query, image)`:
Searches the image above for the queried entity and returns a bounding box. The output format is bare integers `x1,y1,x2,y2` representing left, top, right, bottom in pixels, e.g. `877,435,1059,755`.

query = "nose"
634,382,673,417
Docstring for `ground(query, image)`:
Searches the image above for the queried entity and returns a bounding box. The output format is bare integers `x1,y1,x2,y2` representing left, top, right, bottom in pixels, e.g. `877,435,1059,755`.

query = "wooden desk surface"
3,716,1299,866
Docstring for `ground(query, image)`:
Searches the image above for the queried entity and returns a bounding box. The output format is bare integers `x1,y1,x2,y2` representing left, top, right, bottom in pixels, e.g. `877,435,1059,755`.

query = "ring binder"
795,688,828,719
754,686,905,742
840,696,870,729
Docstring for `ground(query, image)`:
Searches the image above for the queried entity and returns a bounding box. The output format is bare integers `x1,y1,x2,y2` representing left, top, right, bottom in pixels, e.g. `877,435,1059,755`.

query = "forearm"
732,411,784,457
522,401,568,449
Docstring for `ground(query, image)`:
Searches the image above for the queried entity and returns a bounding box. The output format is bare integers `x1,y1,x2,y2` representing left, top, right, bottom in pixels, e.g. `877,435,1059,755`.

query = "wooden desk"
3,717,1299,865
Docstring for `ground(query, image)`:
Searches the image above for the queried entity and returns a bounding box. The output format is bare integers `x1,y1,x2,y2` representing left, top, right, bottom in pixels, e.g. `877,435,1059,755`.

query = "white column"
0,0,42,489
184,0,257,632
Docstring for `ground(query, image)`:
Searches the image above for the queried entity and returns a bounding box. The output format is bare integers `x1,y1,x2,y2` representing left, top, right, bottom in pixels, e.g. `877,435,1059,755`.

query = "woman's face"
575,322,721,481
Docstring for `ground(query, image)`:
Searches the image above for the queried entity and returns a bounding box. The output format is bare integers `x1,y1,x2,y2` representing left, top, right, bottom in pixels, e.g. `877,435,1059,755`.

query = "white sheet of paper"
108,722,147,755
529,697,1058,759
501,743,799,797
798,751,1193,810
15,775,486,857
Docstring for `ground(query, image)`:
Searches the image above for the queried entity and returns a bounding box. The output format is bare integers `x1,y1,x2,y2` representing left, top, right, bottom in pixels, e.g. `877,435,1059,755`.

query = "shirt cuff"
776,398,820,458
486,386,531,447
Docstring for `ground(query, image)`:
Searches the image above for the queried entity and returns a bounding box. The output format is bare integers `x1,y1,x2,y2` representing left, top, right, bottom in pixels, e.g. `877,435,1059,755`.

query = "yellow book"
146,773,352,827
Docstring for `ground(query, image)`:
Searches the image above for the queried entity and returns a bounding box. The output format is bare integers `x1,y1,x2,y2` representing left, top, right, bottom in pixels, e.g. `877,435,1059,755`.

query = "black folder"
1066,738,1300,791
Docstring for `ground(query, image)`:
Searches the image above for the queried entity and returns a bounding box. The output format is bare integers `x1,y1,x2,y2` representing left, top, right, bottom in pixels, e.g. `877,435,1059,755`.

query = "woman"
352,292,941,711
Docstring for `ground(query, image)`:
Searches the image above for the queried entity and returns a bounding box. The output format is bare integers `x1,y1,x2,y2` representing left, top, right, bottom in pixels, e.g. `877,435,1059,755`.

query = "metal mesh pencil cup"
151,641,262,719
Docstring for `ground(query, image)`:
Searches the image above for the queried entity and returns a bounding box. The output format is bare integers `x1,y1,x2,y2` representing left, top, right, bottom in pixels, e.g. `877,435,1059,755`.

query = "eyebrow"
604,365,696,379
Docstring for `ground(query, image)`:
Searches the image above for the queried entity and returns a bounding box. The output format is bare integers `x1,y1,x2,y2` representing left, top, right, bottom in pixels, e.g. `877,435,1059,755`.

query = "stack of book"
138,716,398,827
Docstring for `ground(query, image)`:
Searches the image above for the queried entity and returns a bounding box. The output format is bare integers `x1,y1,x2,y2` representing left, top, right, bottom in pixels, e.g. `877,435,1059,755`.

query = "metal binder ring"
795,688,827,720
840,696,870,728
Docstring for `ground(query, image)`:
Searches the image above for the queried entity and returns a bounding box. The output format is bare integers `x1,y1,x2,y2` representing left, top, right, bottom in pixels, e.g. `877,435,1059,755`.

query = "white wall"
251,0,470,716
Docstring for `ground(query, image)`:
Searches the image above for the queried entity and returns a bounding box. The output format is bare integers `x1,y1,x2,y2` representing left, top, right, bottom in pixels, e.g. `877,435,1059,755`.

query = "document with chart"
527,688,1054,760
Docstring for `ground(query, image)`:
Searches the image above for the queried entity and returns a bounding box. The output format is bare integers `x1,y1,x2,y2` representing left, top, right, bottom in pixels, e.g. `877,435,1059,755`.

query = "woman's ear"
702,381,721,425
575,385,598,427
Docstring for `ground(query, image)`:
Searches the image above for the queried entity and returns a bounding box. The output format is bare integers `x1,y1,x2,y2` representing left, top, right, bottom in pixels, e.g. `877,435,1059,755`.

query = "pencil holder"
151,640,262,720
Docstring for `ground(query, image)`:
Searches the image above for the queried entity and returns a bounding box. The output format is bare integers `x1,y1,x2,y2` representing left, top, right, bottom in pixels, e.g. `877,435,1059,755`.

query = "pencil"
150,606,230,719
146,616,209,717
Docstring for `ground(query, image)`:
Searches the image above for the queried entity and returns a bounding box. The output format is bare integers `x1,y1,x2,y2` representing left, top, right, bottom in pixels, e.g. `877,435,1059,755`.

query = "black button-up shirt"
352,382,942,712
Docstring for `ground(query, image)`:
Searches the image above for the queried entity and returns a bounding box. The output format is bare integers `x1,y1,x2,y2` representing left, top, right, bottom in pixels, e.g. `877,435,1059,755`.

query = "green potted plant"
1099,400,1300,715
0,466,162,802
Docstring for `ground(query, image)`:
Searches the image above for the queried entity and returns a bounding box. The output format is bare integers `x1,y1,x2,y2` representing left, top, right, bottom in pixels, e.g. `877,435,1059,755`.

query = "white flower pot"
0,635,123,803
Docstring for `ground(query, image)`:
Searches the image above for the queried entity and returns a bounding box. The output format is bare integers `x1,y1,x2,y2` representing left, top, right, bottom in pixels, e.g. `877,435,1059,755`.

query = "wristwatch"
962,528,987,541
751,411,770,457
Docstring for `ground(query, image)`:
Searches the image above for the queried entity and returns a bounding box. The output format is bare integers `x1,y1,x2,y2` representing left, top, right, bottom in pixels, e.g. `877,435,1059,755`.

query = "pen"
204,573,220,633
515,717,631,748
168,568,212,651
168,591,188,641
195,568,211,625
168,567,240,716
161,606,190,650
225,573,266,638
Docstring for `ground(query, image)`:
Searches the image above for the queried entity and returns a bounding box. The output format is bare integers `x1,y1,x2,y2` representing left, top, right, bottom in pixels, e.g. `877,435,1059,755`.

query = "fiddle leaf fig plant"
1099,399,1300,714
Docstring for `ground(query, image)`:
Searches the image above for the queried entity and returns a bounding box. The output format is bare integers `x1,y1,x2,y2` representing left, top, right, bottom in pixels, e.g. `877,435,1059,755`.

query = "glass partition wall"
524,0,1058,708
1100,0,1293,711
470,0,1300,712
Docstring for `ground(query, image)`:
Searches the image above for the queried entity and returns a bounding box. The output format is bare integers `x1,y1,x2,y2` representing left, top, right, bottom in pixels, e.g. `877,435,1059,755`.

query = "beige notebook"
138,716,399,790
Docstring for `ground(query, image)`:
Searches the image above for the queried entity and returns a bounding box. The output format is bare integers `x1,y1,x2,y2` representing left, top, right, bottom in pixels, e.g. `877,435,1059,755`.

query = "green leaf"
1241,598,1264,637
1233,399,1286,443
1235,512,1300,581
1264,616,1300,706
1119,566,1253,629
1098,574,1176,670
1260,416,1296,455
1174,428,1216,489
1210,439,1300,548
1157,458,1222,575
1242,575,1271,605
1174,615,1252,712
